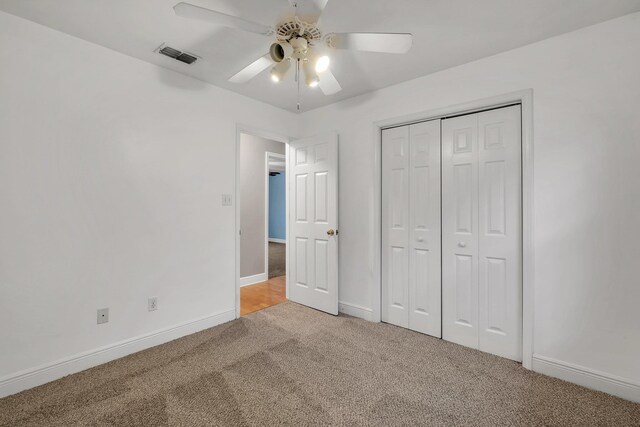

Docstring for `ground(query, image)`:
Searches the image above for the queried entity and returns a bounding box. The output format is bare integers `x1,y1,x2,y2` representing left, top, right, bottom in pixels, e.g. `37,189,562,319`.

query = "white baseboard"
338,301,374,321
239,272,268,287
532,354,640,403
268,238,286,244
0,309,236,399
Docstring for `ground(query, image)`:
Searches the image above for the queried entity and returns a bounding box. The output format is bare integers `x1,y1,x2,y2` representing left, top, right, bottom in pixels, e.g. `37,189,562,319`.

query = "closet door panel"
382,126,410,328
442,114,479,349
408,120,442,337
478,105,522,361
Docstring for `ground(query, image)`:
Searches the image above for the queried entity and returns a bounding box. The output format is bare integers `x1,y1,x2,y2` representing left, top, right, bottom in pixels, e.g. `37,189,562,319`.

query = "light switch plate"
221,194,232,206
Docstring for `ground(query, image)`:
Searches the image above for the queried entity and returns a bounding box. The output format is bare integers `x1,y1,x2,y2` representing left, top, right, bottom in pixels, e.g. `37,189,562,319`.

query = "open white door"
288,132,339,315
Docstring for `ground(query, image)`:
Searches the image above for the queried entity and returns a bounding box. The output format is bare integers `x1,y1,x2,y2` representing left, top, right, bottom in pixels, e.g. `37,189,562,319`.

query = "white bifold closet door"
442,105,522,361
382,120,442,337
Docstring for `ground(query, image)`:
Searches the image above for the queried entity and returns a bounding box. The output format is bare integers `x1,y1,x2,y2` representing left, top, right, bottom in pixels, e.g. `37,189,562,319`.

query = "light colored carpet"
1,302,639,426
268,242,285,278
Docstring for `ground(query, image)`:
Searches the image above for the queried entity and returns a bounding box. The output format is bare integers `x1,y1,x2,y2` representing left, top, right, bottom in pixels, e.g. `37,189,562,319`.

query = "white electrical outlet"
97,308,109,324
148,297,158,312
221,194,232,206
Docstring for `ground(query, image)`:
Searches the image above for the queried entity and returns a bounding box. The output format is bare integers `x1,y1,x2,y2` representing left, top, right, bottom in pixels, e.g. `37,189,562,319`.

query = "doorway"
267,153,286,279
237,130,288,316
235,129,341,318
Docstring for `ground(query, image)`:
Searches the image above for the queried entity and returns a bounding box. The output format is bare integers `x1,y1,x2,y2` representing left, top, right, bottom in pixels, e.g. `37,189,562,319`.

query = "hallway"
240,275,286,316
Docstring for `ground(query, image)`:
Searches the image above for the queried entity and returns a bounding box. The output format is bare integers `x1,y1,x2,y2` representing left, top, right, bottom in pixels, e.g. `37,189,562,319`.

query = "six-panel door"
288,132,339,315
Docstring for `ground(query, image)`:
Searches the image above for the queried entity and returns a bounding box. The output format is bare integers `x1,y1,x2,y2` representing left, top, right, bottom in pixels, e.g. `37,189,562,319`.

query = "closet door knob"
327,229,335,236
417,237,424,242
458,242,466,248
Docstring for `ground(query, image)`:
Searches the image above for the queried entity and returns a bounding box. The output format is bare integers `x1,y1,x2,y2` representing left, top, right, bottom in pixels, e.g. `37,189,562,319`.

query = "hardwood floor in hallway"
240,275,286,316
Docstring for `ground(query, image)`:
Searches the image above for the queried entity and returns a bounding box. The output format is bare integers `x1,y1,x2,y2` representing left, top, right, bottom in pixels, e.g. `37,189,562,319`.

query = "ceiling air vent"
157,44,198,65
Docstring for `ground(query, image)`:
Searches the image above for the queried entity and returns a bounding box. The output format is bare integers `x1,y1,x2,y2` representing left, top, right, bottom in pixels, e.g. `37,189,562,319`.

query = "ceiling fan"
173,1,413,108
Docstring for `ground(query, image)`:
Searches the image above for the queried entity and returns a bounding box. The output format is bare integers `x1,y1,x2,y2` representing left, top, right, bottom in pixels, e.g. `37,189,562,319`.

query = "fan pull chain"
296,58,301,111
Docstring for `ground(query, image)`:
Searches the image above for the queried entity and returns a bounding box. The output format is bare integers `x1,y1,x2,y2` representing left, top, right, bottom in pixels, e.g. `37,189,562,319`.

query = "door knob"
417,237,424,242
327,229,335,236
458,242,466,248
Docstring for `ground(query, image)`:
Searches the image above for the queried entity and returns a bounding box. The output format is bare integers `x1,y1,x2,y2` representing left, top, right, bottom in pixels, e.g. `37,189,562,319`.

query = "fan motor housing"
275,18,321,43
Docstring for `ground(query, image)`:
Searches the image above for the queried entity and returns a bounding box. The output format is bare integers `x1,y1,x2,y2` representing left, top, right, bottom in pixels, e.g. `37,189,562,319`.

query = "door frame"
235,124,290,319
372,89,535,369
264,151,286,280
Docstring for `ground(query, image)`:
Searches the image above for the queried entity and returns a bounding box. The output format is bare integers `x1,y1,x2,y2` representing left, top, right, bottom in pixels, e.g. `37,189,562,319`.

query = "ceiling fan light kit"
173,1,413,108
302,59,320,87
268,33,322,90
270,59,291,82
269,41,294,63
315,55,330,73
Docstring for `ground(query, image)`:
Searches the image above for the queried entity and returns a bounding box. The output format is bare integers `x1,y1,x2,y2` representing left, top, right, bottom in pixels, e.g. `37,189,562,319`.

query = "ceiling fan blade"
293,0,328,23
318,68,341,95
229,54,274,83
174,2,273,36
327,32,413,54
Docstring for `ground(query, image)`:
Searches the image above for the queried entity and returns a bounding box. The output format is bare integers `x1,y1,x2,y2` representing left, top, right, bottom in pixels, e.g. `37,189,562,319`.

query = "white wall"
239,133,285,278
299,12,640,391
0,11,296,391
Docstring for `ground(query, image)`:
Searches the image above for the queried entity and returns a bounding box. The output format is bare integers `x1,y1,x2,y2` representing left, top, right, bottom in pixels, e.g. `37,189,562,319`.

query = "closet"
382,105,522,362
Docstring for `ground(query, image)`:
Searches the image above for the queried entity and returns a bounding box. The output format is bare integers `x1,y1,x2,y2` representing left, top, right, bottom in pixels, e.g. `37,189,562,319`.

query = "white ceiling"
2,0,640,112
